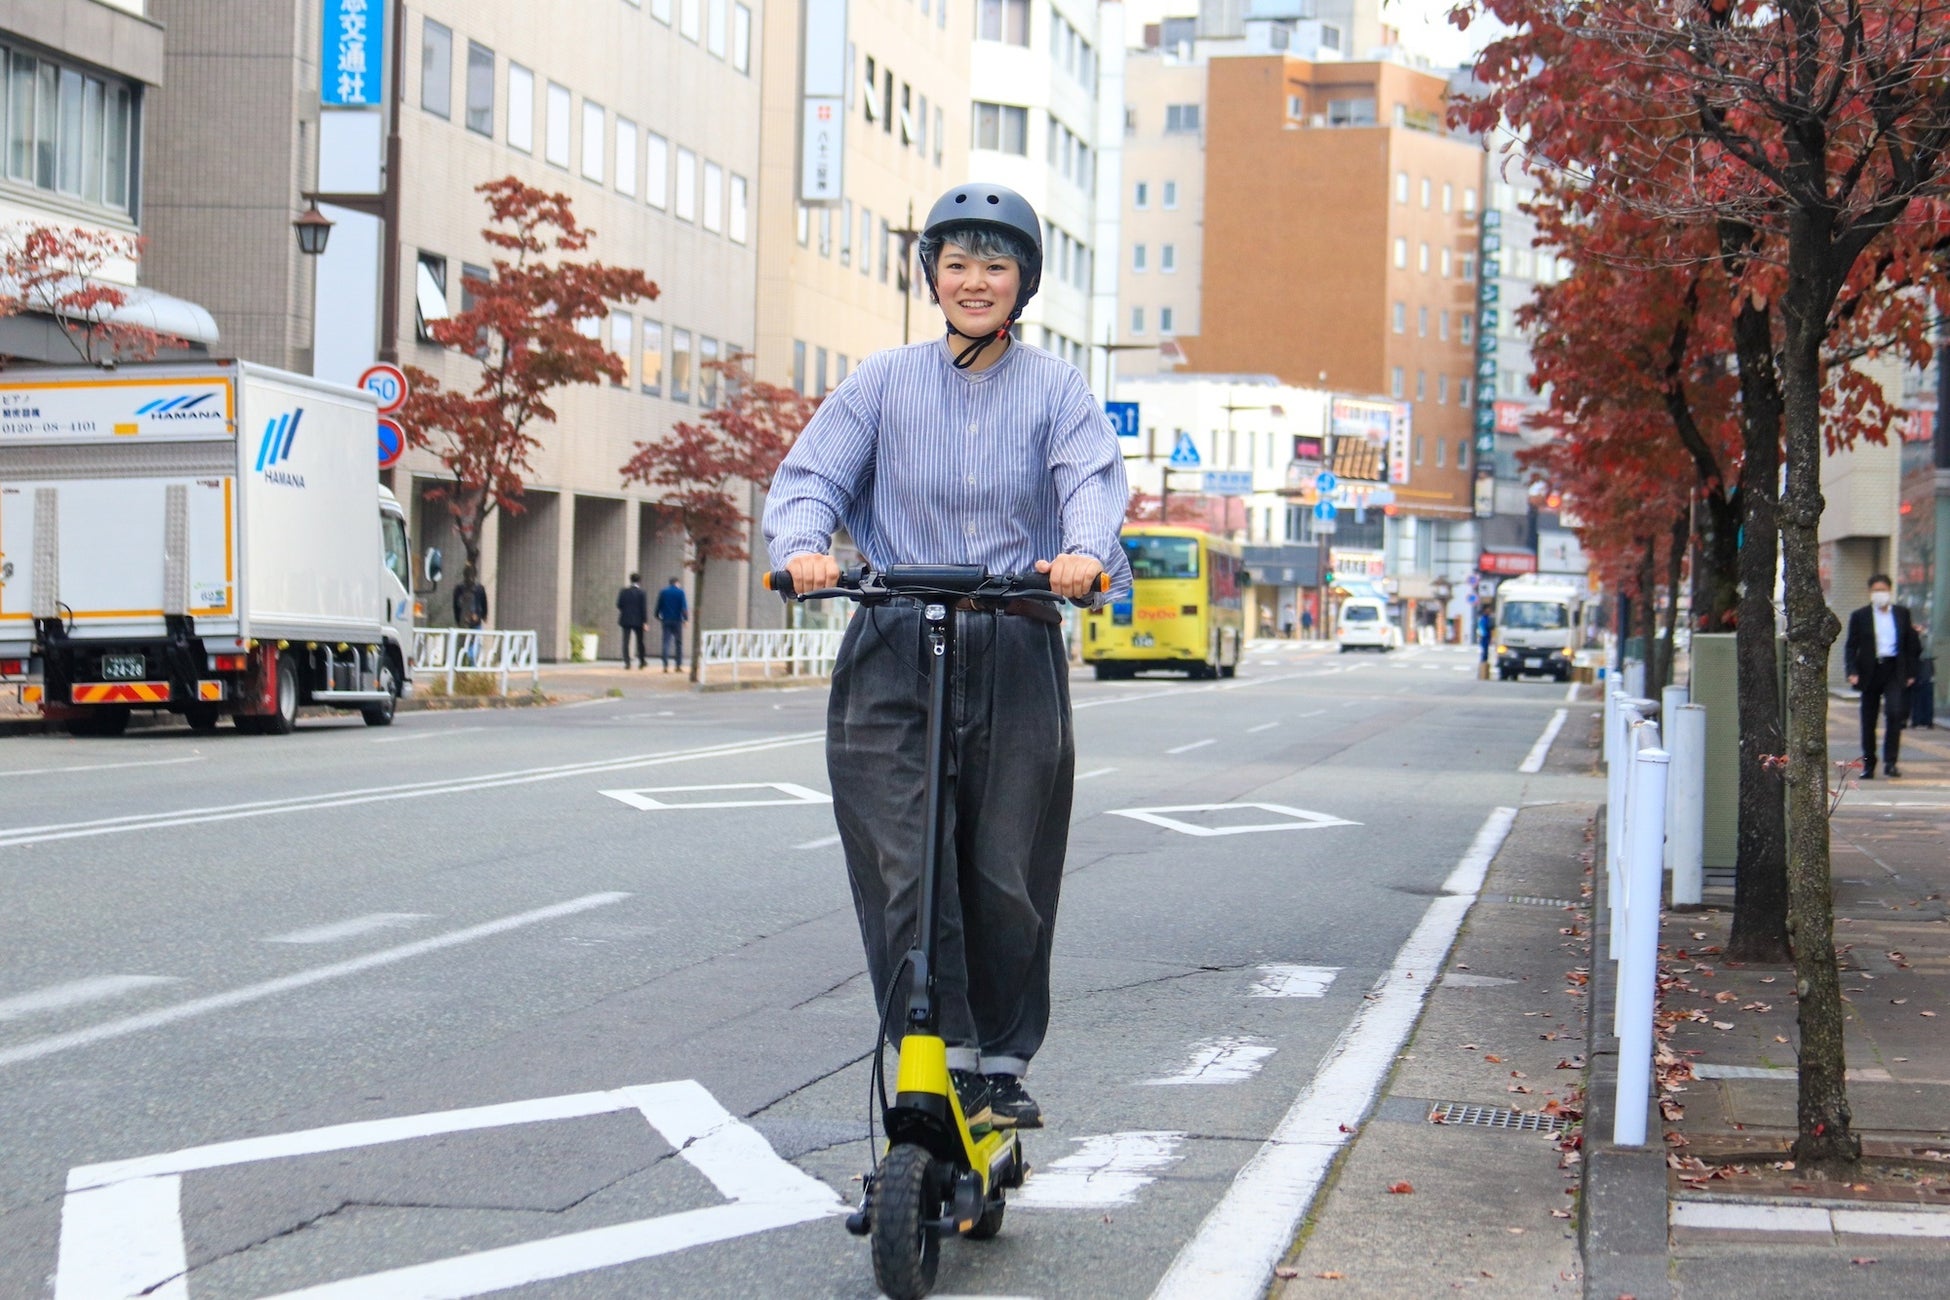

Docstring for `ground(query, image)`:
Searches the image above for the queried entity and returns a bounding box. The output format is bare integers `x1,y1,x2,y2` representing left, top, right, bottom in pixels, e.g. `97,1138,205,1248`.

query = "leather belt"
953,597,1064,627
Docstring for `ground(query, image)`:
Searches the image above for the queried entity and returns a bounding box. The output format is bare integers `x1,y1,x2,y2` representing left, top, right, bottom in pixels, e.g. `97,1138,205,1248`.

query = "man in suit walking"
1844,573,1923,778
616,573,650,669
654,576,689,672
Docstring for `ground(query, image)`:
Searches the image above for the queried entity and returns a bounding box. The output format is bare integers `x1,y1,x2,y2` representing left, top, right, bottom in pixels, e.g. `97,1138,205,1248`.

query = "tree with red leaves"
619,356,820,681
0,225,184,364
1124,488,1222,528
398,178,657,577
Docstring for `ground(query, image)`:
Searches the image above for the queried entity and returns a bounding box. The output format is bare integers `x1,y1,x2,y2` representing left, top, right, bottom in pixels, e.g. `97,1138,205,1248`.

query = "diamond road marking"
1106,803,1360,837
601,782,832,811
1249,965,1340,998
1013,1132,1185,1208
55,1080,843,1300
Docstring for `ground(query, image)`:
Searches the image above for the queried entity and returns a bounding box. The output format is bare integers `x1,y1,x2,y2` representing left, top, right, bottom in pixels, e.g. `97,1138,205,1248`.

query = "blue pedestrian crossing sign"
1168,432,1202,467
1105,400,1140,438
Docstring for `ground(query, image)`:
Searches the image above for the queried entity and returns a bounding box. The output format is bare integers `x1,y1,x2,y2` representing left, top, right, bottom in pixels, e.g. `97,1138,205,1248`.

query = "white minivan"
1336,597,1398,652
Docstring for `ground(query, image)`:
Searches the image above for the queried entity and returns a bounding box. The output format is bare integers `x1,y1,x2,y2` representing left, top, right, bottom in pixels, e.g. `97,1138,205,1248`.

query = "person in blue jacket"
654,576,689,672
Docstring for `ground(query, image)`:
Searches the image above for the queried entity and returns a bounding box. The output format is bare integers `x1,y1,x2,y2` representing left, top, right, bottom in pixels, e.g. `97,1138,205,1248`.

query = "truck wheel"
362,657,400,727
262,654,300,735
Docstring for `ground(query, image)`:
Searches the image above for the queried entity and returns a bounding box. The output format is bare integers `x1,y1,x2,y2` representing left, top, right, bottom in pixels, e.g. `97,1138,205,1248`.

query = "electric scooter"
766,562,1105,1300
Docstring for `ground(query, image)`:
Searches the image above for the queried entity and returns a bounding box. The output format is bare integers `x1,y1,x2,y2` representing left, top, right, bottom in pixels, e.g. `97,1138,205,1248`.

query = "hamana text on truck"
0,360,441,735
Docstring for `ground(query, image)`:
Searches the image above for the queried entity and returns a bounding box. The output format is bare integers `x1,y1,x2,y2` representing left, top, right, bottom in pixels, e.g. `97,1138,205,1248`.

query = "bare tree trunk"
1780,261,1857,1169
1637,546,1659,689
1659,502,1688,691
1694,489,1741,631
688,558,708,685
1727,296,1791,963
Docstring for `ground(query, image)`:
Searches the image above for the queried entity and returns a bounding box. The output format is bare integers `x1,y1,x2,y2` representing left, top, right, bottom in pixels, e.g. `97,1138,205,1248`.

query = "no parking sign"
376,416,406,469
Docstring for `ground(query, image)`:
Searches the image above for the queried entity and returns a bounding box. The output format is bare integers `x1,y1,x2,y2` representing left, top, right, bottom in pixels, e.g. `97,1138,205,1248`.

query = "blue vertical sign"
1104,400,1139,438
322,0,384,107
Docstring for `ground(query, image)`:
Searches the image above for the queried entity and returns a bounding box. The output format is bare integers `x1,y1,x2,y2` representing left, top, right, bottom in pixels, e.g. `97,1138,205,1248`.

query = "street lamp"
292,201,334,256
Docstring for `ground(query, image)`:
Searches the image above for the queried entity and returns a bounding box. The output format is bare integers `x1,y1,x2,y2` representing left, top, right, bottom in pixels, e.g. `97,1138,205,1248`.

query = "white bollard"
1614,743,1672,1147
1613,716,1657,1036
1660,684,1688,873
1624,659,1646,700
1669,704,1707,907
1605,692,1629,961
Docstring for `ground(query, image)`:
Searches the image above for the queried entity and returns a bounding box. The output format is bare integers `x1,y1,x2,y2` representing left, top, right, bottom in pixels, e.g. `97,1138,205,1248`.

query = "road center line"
1518,708,1570,774
0,733,824,850
0,893,629,1070
1166,739,1216,755
1245,722,1279,734
370,726,485,745
0,976,179,1022
262,914,432,945
0,756,203,779
1149,806,1518,1300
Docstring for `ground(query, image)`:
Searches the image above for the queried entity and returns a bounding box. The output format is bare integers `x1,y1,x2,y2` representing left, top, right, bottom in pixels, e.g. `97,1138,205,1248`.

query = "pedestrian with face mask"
1843,573,1923,778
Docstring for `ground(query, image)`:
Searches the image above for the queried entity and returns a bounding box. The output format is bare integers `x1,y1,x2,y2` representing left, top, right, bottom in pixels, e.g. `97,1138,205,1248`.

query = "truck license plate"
1524,657,1542,669
101,655,146,680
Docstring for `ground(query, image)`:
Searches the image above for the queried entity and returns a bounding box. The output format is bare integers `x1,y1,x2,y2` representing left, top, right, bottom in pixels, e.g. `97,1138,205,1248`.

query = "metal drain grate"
1484,893,1580,909
1428,1102,1569,1134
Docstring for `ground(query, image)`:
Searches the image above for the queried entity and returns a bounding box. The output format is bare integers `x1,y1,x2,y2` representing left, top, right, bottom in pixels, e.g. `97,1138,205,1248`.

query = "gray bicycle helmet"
919,182,1043,368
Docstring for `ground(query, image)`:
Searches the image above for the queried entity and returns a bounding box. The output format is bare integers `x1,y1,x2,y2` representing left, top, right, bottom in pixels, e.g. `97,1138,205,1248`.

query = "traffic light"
1322,569,1337,586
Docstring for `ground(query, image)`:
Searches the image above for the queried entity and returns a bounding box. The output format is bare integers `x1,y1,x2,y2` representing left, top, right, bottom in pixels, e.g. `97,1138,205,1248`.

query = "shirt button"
965,523,977,535
968,423,978,434
966,475,976,485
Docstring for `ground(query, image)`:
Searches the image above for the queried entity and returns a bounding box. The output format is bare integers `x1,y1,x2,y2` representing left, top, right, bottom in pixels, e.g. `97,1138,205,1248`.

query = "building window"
680,0,702,42
1459,377,1472,404
1416,371,1426,402
1437,374,1448,403
1164,103,1201,133
421,19,452,118
1391,366,1404,398
1162,179,1178,209
1287,93,1304,118
1,46,137,212
464,42,493,135
1420,177,1431,208
814,344,827,394
837,353,849,382
934,105,944,164
675,147,697,220
1441,247,1452,277
1442,182,1453,213
729,174,749,243
646,133,669,208
610,311,633,387
545,82,571,166
700,337,720,405
641,319,664,395
1438,310,1449,341
1160,243,1176,272
859,206,873,276
1460,313,1475,345
1326,97,1374,126
817,207,832,257
1417,305,1429,337
1395,170,1408,203
733,4,753,72
1458,439,1471,469
1435,436,1446,467
1393,238,1407,269
1134,180,1149,209
581,101,605,181
792,339,806,394
1413,435,1424,465
1160,305,1175,333
1131,306,1144,334
1418,242,1429,272
839,198,853,264
702,160,724,232
1461,252,1476,281
977,0,1031,45
918,92,929,156
507,63,534,151
651,0,673,21
615,118,638,196
1392,301,1405,333
1464,187,1478,213
671,328,693,401
880,218,892,282
414,253,448,341
707,0,728,58
795,204,810,245
1132,243,1147,272
973,101,1028,154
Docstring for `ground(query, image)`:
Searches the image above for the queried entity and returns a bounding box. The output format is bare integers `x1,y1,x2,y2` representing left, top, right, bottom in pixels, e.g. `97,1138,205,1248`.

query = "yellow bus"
1083,526,1247,680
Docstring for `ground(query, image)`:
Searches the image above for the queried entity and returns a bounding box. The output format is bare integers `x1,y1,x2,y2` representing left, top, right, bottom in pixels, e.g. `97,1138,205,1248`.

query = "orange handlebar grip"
1096,572,1111,593
762,572,775,591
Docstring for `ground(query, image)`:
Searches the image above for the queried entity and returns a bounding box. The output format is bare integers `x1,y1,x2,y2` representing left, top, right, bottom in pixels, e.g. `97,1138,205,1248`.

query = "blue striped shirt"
764,339,1134,599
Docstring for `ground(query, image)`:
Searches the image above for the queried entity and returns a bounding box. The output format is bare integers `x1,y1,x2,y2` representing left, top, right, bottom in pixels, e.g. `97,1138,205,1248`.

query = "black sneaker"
1886,764,1902,778
1859,762,1875,780
950,1069,993,1133
985,1073,1043,1129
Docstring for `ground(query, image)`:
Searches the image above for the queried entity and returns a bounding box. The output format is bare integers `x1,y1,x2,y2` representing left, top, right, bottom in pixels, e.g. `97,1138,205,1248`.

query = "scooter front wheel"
872,1143,942,1300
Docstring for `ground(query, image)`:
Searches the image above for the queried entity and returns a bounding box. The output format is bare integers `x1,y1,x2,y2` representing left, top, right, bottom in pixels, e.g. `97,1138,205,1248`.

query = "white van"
1336,597,1397,652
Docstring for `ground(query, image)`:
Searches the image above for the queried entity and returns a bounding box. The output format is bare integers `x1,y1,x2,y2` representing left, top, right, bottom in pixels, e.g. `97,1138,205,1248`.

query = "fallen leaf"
1714,990,1739,1003
1274,1265,1300,1279
1506,1227,1525,1235
1761,976,1776,984
1775,1035,1790,1044
1462,1043,1480,1051
1485,1054,1504,1063
1480,1271,1495,1279
1713,1021,1735,1030
1550,1208,1571,1219
1922,1011,1938,1018
1893,998,1909,1005
1851,1257,1879,1266
1339,1123,1352,1133
1387,1181,1415,1194
1316,1272,1346,1281
1510,1069,1528,1078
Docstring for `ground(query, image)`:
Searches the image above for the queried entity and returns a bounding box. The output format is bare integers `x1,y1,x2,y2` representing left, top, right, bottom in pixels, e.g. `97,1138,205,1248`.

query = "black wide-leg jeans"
827,604,1075,1077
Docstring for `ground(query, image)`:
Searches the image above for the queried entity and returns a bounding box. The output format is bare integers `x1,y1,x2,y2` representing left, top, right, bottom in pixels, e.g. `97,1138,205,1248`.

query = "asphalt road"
0,639,1592,1300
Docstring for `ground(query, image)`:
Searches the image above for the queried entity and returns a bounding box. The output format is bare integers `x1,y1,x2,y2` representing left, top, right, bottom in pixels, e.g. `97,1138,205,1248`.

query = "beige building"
1114,44,1203,378
143,0,763,659
1822,354,1905,683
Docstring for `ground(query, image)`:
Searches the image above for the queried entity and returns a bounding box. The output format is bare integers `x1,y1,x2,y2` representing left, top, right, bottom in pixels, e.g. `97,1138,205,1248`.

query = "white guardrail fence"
411,628,540,694
1603,679,1708,1146
697,629,846,686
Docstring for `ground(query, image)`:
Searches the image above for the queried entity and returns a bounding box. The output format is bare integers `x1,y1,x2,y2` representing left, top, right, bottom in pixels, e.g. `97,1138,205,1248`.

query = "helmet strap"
946,322,1011,370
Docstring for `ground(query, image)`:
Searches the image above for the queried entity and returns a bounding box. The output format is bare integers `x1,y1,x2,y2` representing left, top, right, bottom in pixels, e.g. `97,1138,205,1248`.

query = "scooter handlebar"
763,566,1109,602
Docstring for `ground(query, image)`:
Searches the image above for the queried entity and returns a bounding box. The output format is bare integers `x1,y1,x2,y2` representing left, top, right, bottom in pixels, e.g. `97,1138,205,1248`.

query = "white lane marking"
57,1080,841,1300
0,893,628,1070
1149,805,1519,1300
1249,965,1339,998
794,834,842,850
0,756,203,779
1295,709,1325,718
1442,973,1517,989
1442,806,1519,895
0,975,178,1022
1108,803,1359,837
1245,722,1279,734
262,914,432,945
1565,680,1581,702
1143,1036,1275,1085
601,782,831,811
1013,1132,1185,1209
1166,738,1216,755
370,726,485,745
0,732,825,850
1076,766,1117,781
1518,708,1569,774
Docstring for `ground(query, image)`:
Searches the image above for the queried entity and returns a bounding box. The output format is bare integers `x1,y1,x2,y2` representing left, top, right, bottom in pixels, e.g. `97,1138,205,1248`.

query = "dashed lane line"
0,976,179,1022
1166,739,1216,755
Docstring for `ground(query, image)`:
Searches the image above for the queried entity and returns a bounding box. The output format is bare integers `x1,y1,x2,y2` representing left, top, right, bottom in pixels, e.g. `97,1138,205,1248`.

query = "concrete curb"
1581,804,1672,1299
0,688,571,737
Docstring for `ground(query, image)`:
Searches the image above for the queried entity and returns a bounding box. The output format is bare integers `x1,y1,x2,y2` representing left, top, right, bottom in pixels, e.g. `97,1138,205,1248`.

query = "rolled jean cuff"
944,1046,981,1073
981,1055,1029,1077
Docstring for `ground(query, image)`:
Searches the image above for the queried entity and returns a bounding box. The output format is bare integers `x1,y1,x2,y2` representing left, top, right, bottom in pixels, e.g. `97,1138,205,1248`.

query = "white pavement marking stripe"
794,834,842,850
1442,806,1520,896
4,893,628,1071
1249,965,1339,998
601,782,832,811
1246,722,1279,734
0,732,824,850
1673,1199,1950,1238
1013,1132,1185,1209
0,975,178,1022
1109,803,1359,838
1518,708,1569,774
1166,738,1216,755
1075,766,1117,781
0,756,203,779
1149,806,1519,1300
55,1175,188,1300
262,914,432,945
1142,1036,1275,1085
370,726,485,745
1565,680,1581,702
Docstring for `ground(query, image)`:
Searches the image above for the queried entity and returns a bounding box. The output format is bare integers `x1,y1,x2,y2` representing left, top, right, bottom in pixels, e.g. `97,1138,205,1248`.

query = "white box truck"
0,360,439,734
1491,573,1586,682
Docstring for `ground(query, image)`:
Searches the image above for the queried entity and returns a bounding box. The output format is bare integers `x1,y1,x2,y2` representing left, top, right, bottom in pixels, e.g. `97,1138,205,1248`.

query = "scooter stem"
908,601,955,1033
